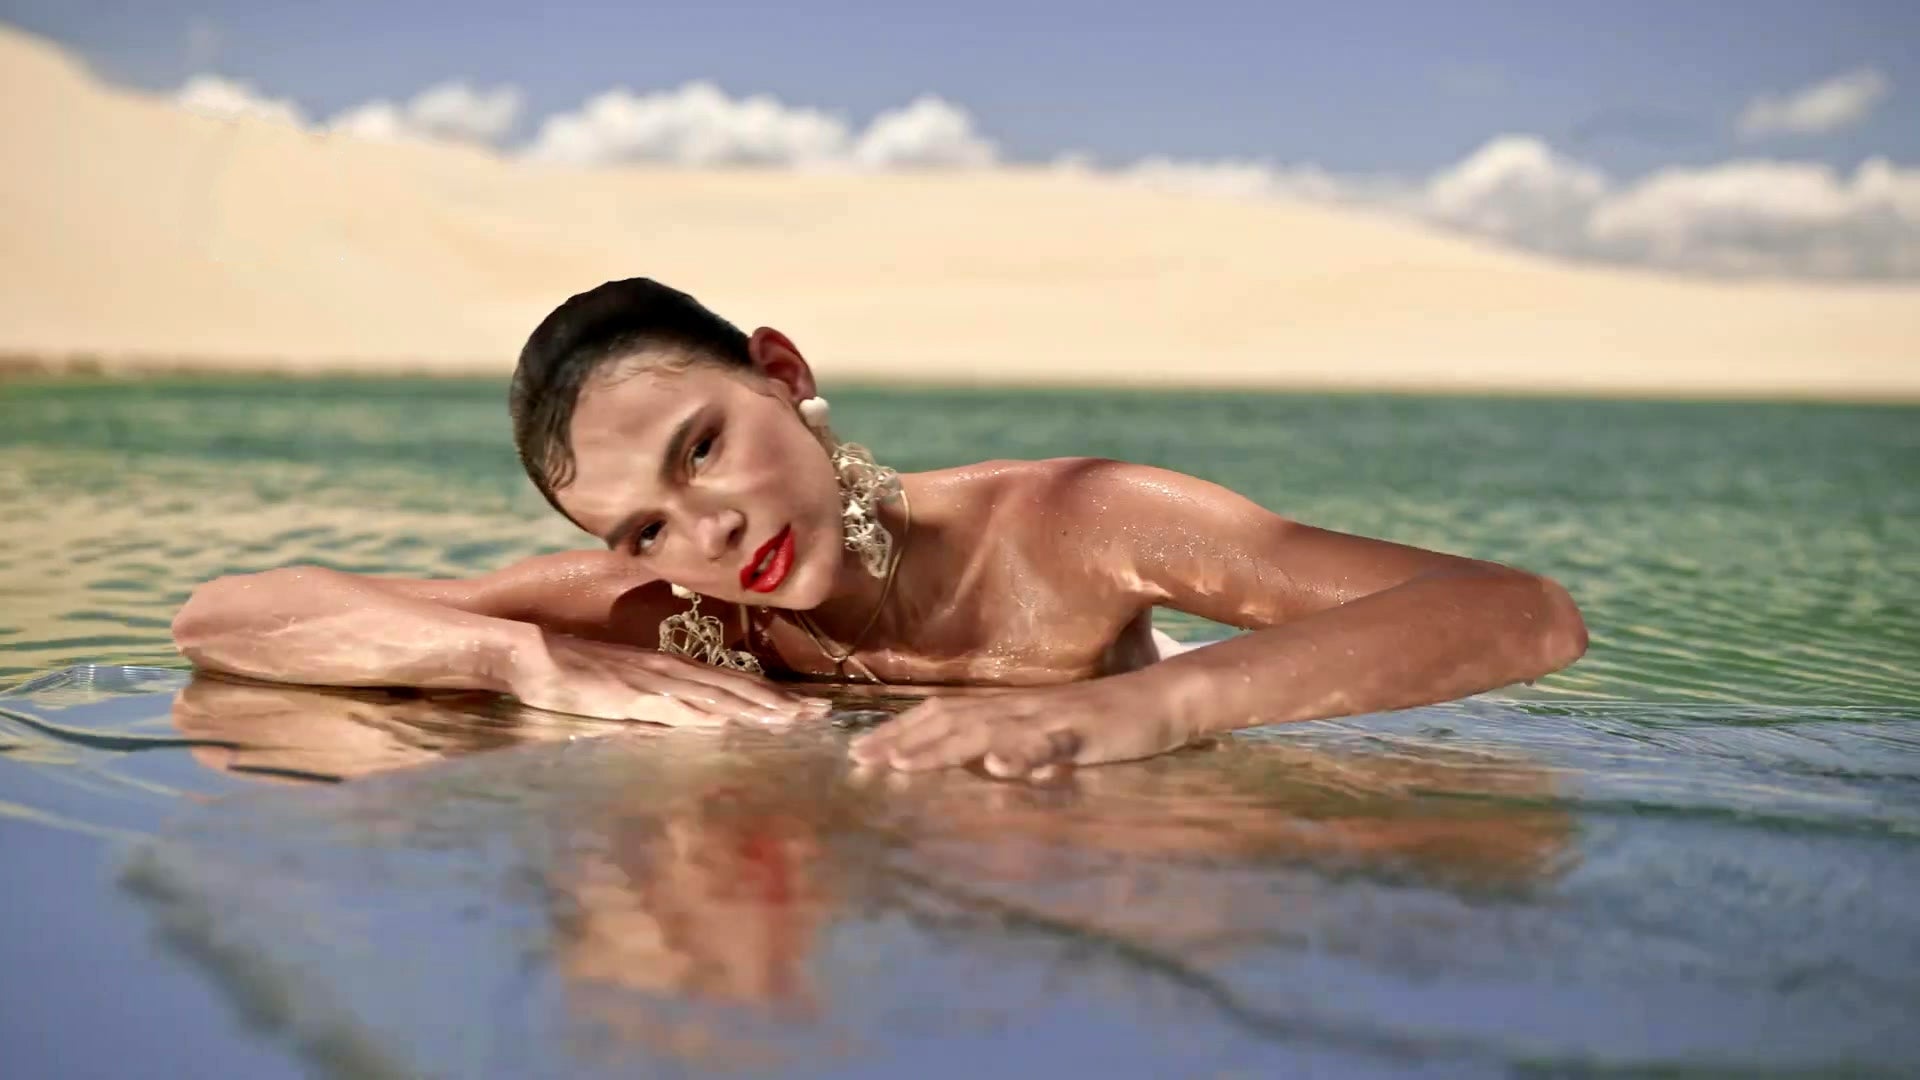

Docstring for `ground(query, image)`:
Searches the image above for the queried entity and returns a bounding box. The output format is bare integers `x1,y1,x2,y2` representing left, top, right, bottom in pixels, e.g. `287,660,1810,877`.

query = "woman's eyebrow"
600,412,699,550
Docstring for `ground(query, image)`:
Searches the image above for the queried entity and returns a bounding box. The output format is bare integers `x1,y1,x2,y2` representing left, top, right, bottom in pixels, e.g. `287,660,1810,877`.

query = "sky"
4,0,1917,278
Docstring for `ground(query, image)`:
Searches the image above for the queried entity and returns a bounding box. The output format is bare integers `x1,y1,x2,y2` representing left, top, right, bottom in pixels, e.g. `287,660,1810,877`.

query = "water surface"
1,378,1916,1076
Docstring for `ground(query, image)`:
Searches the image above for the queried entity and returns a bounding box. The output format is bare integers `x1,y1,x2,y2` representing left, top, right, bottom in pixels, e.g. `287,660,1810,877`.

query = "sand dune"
1,25,1916,397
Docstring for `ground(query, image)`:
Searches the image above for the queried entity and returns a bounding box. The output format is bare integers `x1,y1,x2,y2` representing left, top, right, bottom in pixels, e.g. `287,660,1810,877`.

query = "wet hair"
510,278,751,513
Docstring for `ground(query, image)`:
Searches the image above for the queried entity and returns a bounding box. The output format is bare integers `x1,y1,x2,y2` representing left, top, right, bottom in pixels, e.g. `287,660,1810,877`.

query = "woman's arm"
851,460,1586,774
1084,462,1588,734
172,553,815,724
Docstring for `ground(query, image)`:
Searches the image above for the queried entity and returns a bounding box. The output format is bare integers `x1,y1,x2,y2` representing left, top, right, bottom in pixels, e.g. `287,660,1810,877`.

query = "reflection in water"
170,675,627,783
2,371,1914,1073
170,676,1573,1066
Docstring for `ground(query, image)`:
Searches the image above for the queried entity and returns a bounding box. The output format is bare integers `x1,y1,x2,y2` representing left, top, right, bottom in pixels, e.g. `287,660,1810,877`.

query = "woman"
172,278,1587,778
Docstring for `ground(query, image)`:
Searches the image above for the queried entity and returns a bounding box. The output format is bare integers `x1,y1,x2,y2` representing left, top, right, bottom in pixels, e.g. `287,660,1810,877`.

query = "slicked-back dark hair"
510,278,752,515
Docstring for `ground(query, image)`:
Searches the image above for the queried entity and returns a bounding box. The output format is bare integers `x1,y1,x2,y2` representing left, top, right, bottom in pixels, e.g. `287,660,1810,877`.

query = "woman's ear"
747,327,819,404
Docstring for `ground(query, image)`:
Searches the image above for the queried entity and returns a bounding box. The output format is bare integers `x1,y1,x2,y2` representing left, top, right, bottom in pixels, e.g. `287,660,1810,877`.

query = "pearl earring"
798,396,899,578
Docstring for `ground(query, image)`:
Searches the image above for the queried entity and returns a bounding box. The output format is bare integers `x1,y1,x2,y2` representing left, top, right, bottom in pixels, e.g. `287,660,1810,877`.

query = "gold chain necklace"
793,486,910,683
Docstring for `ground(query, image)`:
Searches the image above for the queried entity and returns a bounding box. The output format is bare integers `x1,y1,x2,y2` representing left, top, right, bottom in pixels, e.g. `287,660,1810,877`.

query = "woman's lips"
741,526,795,593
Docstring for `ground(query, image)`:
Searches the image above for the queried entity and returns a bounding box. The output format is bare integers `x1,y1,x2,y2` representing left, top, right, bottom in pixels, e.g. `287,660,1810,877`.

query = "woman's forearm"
1154,568,1588,739
171,566,534,691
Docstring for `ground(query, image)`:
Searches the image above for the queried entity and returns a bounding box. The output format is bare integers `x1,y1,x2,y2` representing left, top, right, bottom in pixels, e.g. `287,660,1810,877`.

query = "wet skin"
172,327,1589,778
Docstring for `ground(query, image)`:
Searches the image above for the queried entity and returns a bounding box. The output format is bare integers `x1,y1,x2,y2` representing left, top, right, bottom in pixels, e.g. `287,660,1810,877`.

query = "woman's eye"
689,435,714,470
634,521,664,553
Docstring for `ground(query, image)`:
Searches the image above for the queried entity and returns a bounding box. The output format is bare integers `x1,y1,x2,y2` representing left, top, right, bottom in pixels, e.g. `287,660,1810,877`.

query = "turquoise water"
4,378,1916,701
2,377,1918,1076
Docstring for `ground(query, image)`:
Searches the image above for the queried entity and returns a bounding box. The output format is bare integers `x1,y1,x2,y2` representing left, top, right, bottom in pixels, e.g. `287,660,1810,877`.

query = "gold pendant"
659,595,763,675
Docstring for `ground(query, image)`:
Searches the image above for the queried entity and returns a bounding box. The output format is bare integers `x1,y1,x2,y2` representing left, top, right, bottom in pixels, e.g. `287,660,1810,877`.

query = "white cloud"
1121,156,1295,200
851,96,997,168
1419,135,1609,252
1048,150,1100,174
1108,136,1920,278
1412,139,1920,277
326,100,408,142
1737,67,1891,139
164,68,1917,279
176,74,521,148
1119,156,1357,202
524,81,852,166
1588,157,1920,277
1414,141,1917,278
326,82,523,146
174,74,307,127
403,82,523,144
523,86,996,169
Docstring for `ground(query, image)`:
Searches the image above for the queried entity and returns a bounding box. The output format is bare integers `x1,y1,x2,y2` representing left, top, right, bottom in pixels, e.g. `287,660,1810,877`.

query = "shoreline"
7,353,1919,406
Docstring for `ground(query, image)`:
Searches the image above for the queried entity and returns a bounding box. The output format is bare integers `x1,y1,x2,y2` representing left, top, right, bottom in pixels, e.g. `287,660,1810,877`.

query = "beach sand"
2,25,1916,398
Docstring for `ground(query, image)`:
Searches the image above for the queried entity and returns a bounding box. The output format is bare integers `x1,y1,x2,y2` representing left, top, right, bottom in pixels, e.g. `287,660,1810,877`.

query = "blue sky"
4,0,1913,179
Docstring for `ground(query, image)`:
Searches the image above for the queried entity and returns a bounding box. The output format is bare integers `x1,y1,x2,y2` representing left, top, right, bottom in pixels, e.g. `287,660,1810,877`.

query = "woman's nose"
692,506,747,562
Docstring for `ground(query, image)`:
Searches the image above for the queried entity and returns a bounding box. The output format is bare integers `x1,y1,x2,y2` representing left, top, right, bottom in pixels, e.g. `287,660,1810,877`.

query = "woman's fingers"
549,642,823,724
877,710,959,756
886,713,1002,771
982,748,1032,778
847,707,943,763
983,734,1074,778
645,654,824,715
561,637,823,717
625,668,757,713
620,668,800,726
851,704,993,765
976,725,1053,776
518,665,755,726
620,690,727,728
851,699,1081,777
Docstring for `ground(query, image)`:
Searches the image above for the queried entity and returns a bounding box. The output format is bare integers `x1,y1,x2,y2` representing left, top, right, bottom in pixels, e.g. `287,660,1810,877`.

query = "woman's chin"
764,558,838,611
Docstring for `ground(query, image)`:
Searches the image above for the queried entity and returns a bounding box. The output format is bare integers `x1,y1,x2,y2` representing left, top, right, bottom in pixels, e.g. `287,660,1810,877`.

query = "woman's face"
556,346,845,609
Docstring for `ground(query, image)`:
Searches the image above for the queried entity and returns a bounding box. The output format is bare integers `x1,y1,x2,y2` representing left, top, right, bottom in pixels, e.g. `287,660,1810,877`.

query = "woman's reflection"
171,673,628,782
173,675,1574,1060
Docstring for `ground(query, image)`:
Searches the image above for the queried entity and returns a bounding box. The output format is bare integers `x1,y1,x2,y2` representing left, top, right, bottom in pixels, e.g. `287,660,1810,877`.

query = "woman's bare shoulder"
905,458,1213,555
906,457,1152,499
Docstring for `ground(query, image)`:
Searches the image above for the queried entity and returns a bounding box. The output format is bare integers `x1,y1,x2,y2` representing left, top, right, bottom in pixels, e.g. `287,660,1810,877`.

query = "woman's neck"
791,481,919,648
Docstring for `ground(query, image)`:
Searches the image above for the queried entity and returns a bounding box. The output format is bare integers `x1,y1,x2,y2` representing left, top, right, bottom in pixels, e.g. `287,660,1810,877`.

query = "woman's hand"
846,676,1196,778
508,628,826,727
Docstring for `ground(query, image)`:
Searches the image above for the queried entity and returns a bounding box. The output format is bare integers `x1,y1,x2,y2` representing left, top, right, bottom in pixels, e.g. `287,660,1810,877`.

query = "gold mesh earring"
799,396,899,577
657,584,763,674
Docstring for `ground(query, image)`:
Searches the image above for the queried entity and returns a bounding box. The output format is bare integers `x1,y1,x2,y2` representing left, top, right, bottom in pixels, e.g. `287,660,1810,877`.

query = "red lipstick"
741,526,795,593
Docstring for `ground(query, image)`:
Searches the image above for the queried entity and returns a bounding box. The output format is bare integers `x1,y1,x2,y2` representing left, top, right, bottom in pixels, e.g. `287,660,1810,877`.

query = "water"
5,379,1916,700
2,376,1918,1076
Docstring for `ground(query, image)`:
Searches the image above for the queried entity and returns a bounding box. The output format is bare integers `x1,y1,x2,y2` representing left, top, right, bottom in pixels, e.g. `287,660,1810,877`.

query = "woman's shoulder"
909,456,1147,493
905,457,1183,531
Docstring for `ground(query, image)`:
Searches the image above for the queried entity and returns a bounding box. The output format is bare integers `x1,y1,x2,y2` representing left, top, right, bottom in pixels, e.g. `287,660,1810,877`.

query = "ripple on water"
3,672,1916,1073
0,384,1914,708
